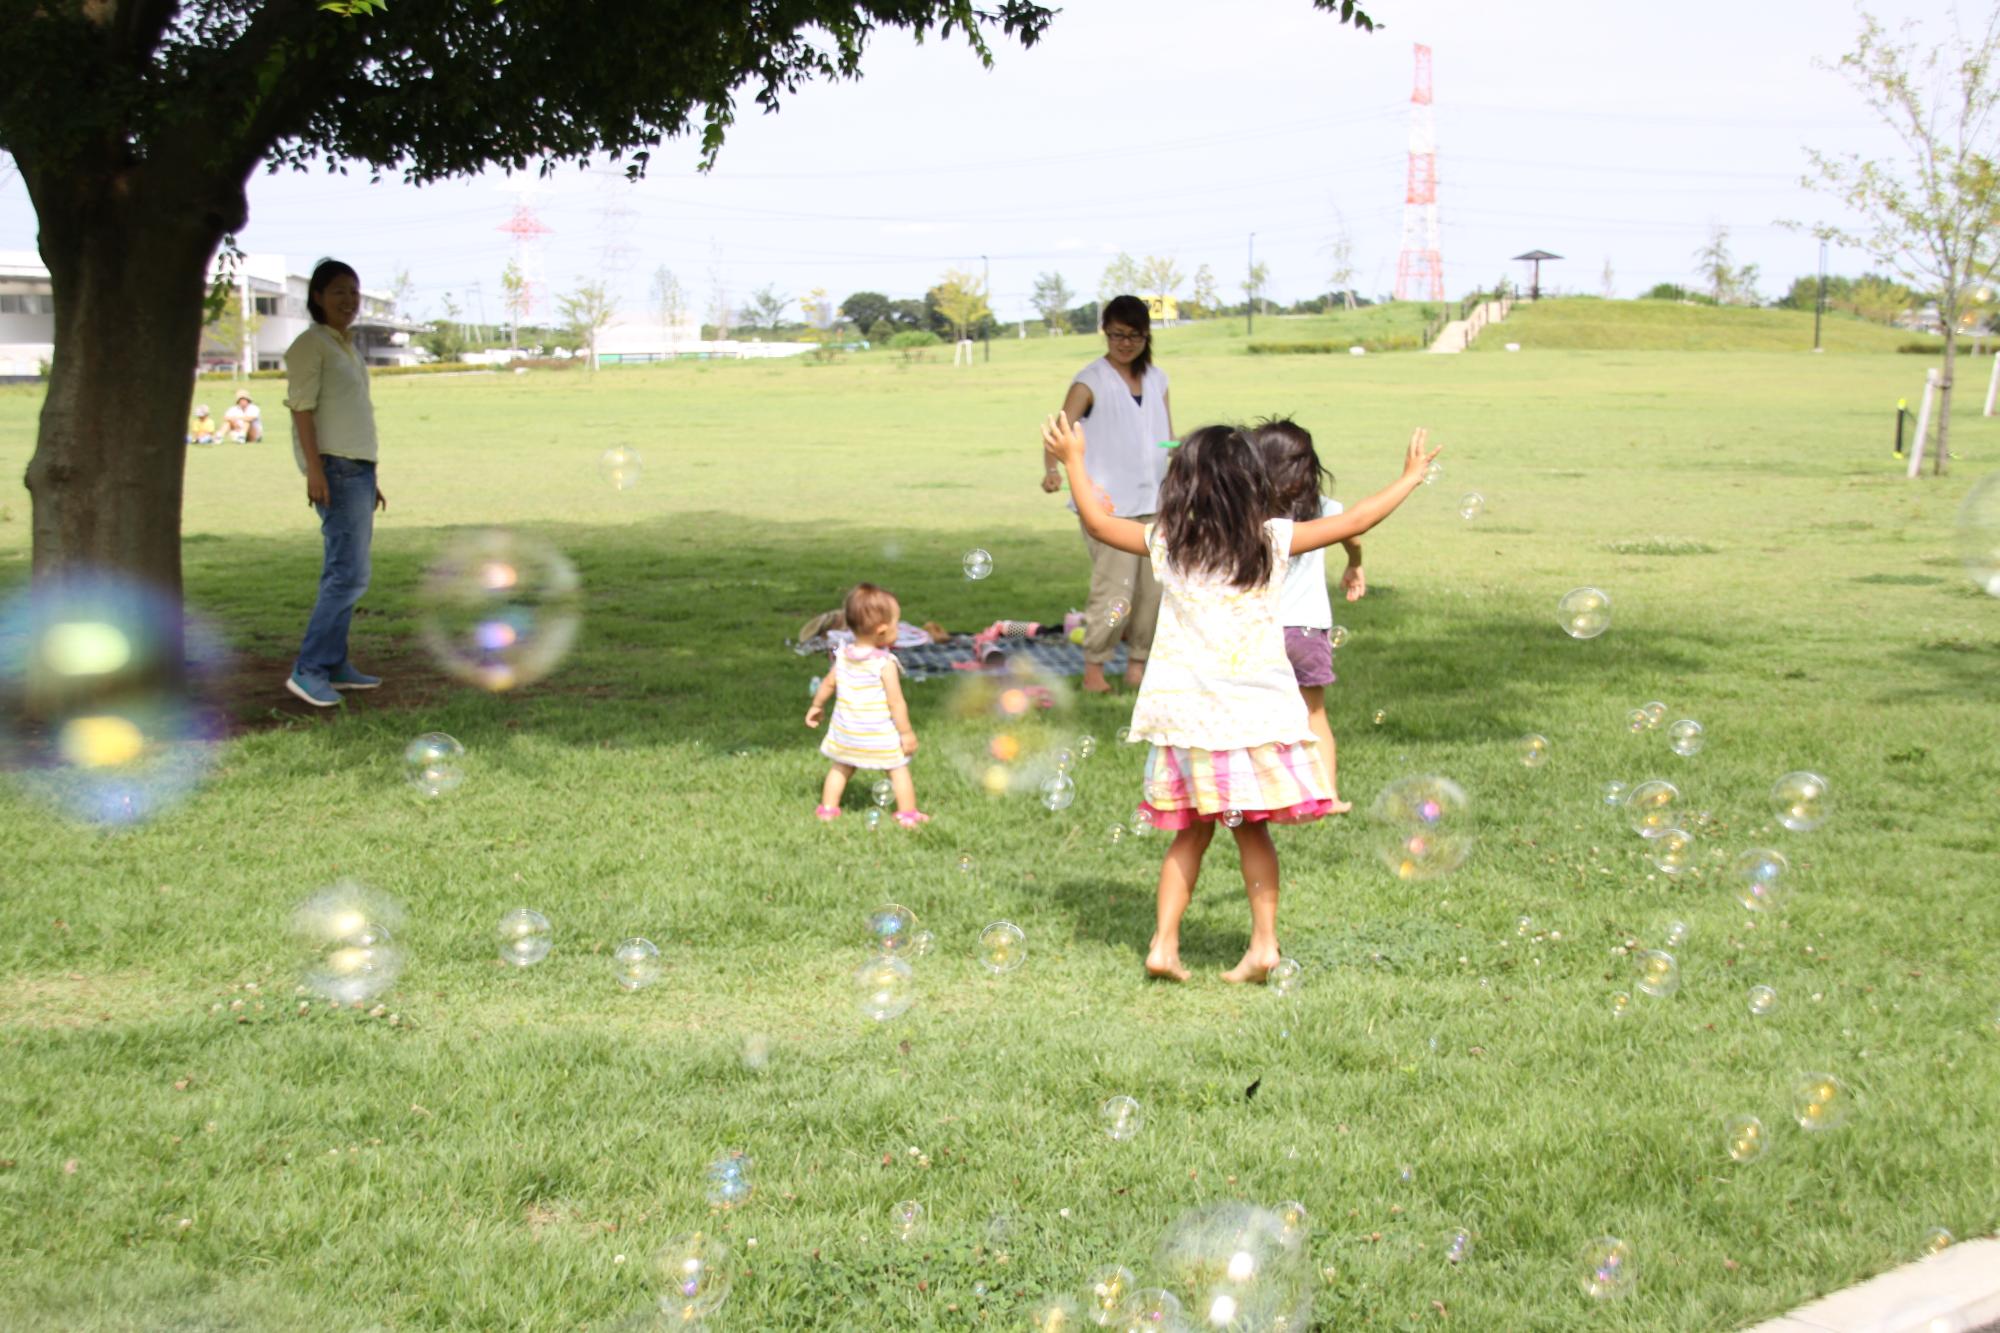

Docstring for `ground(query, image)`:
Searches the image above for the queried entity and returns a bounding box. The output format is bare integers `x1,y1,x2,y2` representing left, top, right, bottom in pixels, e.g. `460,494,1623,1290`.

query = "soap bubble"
1957,470,2000,595
1397,1163,1417,1186
1105,598,1130,628
1371,709,1387,726
654,1232,734,1323
1664,920,1690,949
1923,1227,1955,1254
1130,809,1155,838
1771,771,1831,832
1667,719,1704,756
294,880,405,1005
957,853,976,874
871,777,894,808
1078,734,1098,760
1100,1095,1144,1142
1723,1113,1767,1163
979,921,1027,973
910,930,936,957
1519,733,1551,768
704,1151,753,1209
1041,773,1079,812
1793,1073,1850,1131
1457,492,1485,520
0,573,230,825
1329,624,1349,650
864,809,882,831
403,732,464,798
1626,708,1650,734
496,908,552,967
1611,991,1633,1018
612,938,661,991
1115,1290,1182,1333
599,445,642,490
890,1199,926,1241
1445,1230,1472,1265
1054,747,1076,772
1645,827,1695,875
1732,848,1790,912
1634,949,1680,997
1516,915,1534,936
1370,774,1475,880
963,549,994,580
418,529,582,692
1625,779,1681,838
866,904,916,954
1220,808,1244,829
1275,1200,1310,1245
946,656,1075,799
1107,823,1126,845
1423,460,1443,485
1268,957,1303,996
1031,1295,1085,1331
1641,701,1667,729
1747,984,1778,1017
855,955,915,1021
1084,1265,1137,1324
1557,587,1611,639
1578,1236,1636,1299
1155,1202,1312,1333
1599,780,1629,808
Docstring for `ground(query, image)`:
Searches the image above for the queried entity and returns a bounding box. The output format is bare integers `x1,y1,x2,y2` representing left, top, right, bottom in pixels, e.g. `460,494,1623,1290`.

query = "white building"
0,250,423,382
591,316,812,365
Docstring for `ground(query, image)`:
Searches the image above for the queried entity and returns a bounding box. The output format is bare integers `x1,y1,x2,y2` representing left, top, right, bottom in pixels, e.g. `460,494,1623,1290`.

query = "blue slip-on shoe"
286,672,342,708
328,663,382,691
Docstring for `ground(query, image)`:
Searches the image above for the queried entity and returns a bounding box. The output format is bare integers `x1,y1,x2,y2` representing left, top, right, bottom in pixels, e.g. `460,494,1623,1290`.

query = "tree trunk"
22,176,226,602
1937,327,1957,475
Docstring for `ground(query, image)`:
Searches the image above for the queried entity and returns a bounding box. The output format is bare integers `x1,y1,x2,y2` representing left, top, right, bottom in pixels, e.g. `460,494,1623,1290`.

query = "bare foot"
1123,663,1146,689
1081,664,1113,695
1145,940,1190,982
1326,797,1353,814
1221,950,1283,984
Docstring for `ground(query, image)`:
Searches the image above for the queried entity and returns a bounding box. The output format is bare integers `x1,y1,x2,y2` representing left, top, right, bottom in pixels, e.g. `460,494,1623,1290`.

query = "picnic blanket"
793,631,1126,681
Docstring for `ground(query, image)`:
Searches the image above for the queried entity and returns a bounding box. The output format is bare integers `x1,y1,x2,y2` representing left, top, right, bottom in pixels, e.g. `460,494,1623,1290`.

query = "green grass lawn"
0,311,1996,1331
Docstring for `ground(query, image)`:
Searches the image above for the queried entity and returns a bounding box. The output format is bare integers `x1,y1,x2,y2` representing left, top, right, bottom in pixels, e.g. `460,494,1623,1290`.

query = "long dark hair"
307,258,360,324
1250,417,1334,524
1156,425,1275,590
1100,293,1153,379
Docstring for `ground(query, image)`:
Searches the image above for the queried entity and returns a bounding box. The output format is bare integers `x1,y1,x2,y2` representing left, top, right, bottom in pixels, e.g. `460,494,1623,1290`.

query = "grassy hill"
1472,296,1926,353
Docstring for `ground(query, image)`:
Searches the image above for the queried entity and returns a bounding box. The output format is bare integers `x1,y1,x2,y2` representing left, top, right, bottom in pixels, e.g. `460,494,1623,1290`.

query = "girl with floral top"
1041,413,1438,983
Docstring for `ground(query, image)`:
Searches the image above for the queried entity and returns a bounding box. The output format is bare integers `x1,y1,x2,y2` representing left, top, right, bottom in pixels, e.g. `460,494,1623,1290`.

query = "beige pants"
1081,514,1161,665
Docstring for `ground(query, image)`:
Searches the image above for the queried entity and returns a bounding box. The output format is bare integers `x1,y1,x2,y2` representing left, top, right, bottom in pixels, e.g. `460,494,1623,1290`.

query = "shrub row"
1246,335,1427,355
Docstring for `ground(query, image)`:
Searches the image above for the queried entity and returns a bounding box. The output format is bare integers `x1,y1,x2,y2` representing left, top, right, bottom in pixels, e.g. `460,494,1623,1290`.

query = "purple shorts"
1283,626,1335,687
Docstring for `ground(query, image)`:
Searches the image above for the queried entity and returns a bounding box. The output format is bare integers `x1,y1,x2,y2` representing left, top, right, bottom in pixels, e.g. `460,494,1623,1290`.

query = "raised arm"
1041,413,1149,556
1291,428,1440,555
1042,382,1093,493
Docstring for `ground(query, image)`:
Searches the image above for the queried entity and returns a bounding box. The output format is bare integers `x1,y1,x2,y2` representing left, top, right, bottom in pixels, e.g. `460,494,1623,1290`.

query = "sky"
0,0,1976,326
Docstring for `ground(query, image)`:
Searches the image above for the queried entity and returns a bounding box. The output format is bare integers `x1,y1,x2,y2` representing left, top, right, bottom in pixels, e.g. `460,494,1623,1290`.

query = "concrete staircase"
1429,297,1514,353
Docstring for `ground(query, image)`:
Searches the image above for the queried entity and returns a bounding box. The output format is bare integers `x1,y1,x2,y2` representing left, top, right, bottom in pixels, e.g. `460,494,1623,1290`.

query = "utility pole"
1394,43,1444,302
1816,237,1832,352
1248,232,1257,336
982,254,991,363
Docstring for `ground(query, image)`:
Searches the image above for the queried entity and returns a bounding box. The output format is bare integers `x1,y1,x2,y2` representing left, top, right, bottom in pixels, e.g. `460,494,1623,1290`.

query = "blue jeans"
294,456,375,681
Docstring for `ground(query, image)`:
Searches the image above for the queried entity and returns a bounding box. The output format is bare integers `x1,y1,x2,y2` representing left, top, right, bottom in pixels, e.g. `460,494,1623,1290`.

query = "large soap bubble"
0,573,229,825
1155,1201,1312,1332
418,529,581,691
294,879,406,1005
1370,775,1474,880
1958,471,2000,596
944,656,1075,799
1557,587,1611,639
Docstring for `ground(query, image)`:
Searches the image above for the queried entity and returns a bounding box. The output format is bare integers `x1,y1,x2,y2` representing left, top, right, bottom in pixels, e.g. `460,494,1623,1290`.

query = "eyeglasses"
1104,329,1147,344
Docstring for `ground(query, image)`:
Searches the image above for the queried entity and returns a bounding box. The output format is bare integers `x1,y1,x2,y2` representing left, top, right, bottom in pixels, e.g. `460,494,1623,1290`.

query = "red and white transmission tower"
1393,43,1444,303
498,200,553,324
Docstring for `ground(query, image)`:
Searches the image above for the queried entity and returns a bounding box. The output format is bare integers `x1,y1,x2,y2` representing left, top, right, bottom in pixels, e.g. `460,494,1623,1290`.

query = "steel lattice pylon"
1394,43,1444,303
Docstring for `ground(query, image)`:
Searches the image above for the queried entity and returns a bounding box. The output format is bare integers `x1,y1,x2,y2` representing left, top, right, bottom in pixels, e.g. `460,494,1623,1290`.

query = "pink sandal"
894,810,930,828
815,805,841,821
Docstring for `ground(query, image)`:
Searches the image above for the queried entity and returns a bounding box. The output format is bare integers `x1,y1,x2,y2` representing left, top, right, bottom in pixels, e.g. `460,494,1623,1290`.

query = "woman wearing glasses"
1040,294,1172,694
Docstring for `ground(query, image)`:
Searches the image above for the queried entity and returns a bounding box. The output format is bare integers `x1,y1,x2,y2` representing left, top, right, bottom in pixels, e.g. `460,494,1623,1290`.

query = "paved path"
1743,1238,2000,1332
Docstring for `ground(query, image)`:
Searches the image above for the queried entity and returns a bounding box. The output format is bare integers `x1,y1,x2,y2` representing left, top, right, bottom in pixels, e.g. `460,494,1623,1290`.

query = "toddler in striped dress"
806,582,928,825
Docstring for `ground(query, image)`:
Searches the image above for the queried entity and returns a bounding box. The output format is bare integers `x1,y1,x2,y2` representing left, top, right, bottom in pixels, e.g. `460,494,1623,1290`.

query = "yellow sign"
1146,295,1179,323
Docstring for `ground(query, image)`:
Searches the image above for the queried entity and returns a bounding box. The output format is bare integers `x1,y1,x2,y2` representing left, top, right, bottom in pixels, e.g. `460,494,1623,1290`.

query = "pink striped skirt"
1139,741,1334,830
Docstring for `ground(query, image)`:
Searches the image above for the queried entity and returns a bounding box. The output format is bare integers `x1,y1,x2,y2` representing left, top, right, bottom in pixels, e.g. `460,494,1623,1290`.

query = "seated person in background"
224,391,263,443
188,405,217,444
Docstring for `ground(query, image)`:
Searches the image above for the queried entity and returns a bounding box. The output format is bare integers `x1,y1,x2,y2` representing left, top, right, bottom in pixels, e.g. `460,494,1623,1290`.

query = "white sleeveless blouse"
1069,357,1170,518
